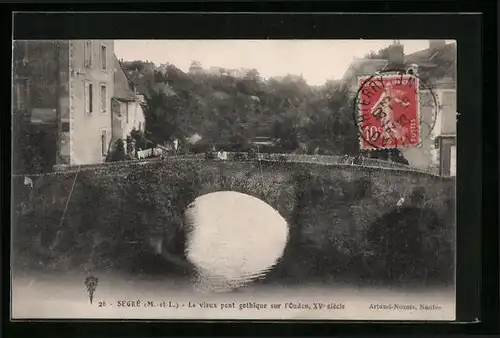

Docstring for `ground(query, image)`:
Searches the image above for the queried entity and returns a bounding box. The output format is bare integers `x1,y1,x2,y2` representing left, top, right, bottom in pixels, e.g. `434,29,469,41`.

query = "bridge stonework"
12,159,455,284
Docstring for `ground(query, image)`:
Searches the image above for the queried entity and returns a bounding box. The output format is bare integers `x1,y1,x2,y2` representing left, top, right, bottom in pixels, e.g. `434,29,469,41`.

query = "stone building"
111,55,146,153
405,40,457,177
341,40,457,176
13,40,146,170
13,40,115,167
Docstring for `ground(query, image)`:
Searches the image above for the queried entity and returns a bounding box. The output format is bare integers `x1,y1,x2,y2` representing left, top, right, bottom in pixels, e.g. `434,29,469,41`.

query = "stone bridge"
12,157,455,284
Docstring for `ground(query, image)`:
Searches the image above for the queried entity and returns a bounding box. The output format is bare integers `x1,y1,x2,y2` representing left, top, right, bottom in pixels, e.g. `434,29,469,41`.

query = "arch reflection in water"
184,191,289,292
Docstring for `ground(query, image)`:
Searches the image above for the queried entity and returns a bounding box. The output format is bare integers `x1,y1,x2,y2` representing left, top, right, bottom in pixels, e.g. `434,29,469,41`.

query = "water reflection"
184,191,289,292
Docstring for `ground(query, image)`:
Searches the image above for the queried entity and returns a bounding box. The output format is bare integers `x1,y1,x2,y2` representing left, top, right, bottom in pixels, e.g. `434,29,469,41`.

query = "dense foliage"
122,61,361,156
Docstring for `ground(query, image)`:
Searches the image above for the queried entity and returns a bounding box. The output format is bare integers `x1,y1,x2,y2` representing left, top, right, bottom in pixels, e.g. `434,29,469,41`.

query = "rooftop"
342,42,456,89
405,42,456,67
113,55,138,101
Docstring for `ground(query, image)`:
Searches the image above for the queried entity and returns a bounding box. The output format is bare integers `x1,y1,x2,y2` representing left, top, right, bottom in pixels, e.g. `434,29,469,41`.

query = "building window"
84,40,93,68
100,44,107,70
101,130,108,157
13,78,28,110
100,84,107,113
138,122,142,131
125,103,129,123
85,82,93,114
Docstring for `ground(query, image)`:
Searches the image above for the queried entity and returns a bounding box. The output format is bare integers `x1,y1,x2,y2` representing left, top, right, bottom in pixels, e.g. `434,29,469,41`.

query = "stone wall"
12,159,455,284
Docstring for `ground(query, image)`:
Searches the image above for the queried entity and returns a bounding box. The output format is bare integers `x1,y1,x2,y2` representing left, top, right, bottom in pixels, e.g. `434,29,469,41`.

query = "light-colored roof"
113,55,138,101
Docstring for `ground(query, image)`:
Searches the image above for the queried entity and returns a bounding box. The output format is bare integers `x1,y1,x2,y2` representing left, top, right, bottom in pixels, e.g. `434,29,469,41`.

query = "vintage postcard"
11,38,457,320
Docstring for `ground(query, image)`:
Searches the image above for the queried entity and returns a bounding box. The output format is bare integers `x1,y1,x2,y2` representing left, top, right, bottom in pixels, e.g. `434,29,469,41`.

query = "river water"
11,273,455,321
185,191,289,291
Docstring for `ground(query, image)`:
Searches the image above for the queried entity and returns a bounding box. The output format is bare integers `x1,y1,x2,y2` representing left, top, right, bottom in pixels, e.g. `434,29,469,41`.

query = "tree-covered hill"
121,60,360,156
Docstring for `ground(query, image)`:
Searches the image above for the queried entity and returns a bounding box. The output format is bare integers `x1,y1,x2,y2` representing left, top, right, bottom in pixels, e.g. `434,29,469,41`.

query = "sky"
114,40,454,86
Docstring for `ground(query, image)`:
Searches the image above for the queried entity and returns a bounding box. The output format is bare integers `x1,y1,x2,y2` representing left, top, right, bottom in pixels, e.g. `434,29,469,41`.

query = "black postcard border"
3,2,498,337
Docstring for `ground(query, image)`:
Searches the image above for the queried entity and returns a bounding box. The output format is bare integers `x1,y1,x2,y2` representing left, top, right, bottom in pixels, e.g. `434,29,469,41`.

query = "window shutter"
100,85,107,113
84,41,93,68
84,82,89,114
101,130,107,156
100,45,107,70
84,42,87,67
89,41,93,67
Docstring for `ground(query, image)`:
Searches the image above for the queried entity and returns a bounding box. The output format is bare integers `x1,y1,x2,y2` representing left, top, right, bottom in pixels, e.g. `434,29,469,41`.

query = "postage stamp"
355,72,421,150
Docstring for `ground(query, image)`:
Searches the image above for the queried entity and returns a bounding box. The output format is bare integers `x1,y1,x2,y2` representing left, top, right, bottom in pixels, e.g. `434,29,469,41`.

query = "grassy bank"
12,159,455,286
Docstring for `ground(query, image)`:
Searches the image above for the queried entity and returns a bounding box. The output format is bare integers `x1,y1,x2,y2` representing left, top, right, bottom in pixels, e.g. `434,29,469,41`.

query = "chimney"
387,40,404,69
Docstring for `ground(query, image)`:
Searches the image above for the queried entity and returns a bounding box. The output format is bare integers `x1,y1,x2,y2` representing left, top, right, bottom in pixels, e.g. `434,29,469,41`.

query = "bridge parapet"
12,157,455,284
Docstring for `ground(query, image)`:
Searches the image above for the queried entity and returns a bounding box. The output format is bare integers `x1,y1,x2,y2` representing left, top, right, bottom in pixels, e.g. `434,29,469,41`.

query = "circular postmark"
352,69,439,151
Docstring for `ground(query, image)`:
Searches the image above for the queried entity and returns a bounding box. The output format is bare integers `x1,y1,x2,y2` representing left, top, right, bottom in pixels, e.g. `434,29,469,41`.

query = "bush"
106,139,126,162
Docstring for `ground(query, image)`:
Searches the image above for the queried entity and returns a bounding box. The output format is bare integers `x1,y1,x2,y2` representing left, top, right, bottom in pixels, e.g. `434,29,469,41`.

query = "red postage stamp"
357,73,420,150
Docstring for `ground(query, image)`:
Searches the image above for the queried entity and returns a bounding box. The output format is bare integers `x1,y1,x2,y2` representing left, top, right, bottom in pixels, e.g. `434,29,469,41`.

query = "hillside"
121,61,361,156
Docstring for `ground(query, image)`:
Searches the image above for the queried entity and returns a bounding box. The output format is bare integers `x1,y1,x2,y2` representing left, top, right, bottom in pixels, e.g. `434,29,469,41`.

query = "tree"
364,47,390,60
143,89,185,144
123,60,145,72
154,70,167,83
300,84,360,155
244,68,261,81
125,60,364,156
188,61,203,74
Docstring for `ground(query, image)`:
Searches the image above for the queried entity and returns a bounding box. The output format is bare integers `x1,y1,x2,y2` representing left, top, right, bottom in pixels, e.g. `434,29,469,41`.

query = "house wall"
401,87,456,175
438,89,457,135
111,99,124,142
123,101,146,136
436,89,457,177
111,100,145,144
401,89,439,173
69,40,115,165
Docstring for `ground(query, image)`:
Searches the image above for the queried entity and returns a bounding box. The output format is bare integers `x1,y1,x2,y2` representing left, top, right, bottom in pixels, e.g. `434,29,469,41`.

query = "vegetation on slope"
122,60,407,162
